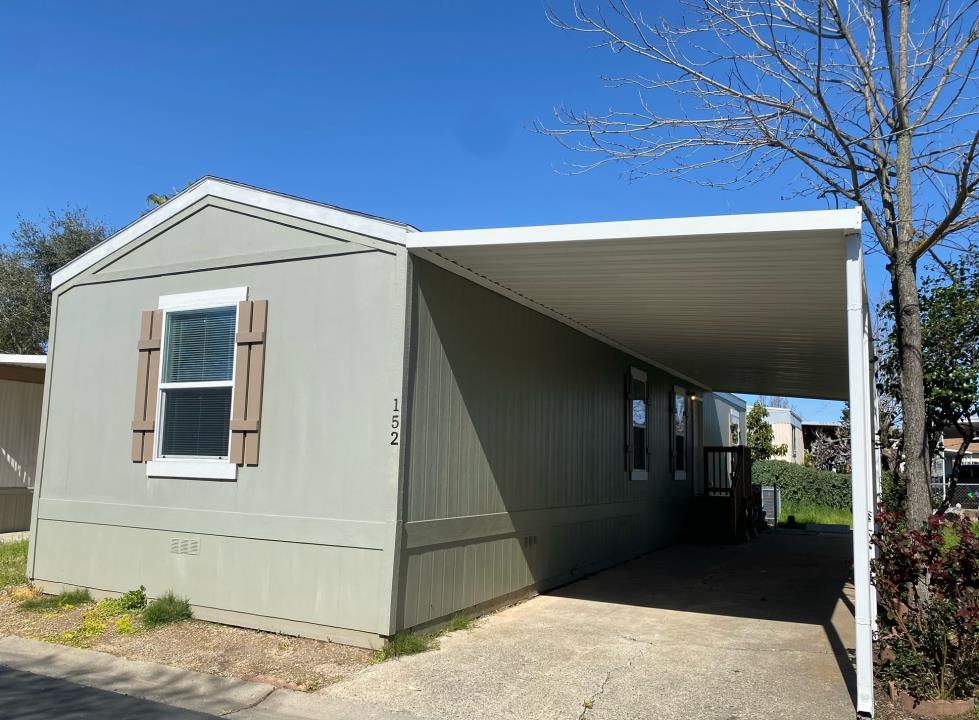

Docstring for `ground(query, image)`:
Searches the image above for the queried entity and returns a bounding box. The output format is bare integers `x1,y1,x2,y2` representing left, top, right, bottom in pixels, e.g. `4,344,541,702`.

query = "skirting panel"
32,519,392,636
398,512,649,629
33,580,385,649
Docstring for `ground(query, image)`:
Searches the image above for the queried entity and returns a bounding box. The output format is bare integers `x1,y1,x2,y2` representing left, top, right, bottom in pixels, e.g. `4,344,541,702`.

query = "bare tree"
540,0,979,526
760,395,796,410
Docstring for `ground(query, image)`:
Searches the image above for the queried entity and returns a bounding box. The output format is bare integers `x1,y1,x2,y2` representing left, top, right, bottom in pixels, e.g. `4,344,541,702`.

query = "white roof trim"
408,207,863,249
710,392,747,410
0,354,47,369
52,177,413,290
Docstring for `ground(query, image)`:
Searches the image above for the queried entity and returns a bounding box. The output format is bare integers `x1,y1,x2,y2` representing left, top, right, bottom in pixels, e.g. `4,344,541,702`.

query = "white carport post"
846,234,876,718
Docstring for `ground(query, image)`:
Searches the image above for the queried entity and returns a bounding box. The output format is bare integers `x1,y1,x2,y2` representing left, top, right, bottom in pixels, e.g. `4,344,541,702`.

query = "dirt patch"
0,588,373,691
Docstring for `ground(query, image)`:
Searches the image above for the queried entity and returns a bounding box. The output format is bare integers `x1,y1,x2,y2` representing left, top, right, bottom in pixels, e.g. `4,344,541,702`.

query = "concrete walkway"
325,530,857,720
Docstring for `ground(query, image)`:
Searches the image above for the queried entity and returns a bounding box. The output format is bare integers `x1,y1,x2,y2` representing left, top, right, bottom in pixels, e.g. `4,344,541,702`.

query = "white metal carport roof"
409,207,863,400
408,206,878,718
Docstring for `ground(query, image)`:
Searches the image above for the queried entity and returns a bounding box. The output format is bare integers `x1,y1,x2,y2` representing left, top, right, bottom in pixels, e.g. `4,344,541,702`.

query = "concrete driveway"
325,531,857,720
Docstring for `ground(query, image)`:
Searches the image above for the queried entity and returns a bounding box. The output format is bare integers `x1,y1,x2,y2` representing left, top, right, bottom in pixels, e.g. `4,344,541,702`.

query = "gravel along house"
25,176,881,715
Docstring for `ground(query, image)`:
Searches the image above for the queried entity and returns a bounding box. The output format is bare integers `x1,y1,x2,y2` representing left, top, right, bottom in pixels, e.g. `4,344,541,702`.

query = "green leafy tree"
746,401,788,461
0,208,109,354
879,251,979,510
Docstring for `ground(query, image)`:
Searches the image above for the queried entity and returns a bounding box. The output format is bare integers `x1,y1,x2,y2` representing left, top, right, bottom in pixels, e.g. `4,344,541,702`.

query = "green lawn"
778,502,852,528
0,540,28,589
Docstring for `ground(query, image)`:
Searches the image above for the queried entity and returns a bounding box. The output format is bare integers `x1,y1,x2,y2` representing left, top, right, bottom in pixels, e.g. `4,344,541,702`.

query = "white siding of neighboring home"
0,377,43,531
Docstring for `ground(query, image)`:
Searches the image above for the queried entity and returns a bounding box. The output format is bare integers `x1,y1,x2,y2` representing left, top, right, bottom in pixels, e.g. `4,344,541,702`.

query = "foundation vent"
169,537,201,555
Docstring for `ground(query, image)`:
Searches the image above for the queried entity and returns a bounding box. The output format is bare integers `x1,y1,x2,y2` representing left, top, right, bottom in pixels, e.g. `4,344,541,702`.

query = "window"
147,287,247,480
628,368,648,480
159,306,236,457
673,386,687,480
729,410,741,445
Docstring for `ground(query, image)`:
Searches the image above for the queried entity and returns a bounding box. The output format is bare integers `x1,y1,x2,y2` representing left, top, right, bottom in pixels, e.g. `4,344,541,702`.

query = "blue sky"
0,1,886,422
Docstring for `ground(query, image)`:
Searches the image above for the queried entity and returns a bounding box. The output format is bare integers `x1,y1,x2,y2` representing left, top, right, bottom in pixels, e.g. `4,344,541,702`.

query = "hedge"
752,460,852,509
754,460,903,513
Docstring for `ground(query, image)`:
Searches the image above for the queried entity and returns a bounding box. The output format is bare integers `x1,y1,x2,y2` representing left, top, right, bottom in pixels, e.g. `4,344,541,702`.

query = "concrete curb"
0,635,274,716
0,636,430,719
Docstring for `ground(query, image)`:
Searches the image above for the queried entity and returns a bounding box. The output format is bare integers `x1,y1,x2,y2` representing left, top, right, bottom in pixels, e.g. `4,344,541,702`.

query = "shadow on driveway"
0,664,217,719
548,528,858,709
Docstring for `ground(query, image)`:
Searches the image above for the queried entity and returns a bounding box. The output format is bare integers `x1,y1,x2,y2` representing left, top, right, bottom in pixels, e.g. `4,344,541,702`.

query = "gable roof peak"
51,176,416,290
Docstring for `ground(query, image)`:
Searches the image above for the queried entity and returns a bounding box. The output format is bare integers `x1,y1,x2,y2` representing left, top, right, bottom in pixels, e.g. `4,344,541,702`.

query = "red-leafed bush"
872,512,979,701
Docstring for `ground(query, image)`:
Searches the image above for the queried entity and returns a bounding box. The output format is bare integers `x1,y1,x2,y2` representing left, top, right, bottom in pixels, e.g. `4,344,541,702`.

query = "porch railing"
703,445,754,540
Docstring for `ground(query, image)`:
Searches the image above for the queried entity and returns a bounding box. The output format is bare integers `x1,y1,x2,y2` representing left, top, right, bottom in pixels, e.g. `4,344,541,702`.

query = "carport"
406,207,881,717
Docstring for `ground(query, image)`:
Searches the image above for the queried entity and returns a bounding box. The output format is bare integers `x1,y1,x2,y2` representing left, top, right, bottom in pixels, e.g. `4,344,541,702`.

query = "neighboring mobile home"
765,406,805,464
0,355,44,533
27,177,881,717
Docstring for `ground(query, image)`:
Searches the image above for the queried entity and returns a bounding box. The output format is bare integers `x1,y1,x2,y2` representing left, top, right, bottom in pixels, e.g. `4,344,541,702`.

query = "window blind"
162,307,236,383
160,387,232,457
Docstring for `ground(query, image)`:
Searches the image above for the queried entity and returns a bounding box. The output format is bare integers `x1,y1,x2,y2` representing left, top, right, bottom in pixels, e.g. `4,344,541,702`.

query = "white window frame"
673,385,688,481
729,409,741,446
146,287,247,481
629,367,649,481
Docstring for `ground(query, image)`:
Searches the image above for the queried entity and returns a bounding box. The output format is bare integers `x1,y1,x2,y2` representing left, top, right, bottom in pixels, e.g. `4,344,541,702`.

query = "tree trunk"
891,256,932,525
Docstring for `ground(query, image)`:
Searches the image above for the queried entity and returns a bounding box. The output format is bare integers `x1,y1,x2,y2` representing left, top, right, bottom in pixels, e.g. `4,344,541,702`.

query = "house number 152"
390,399,400,446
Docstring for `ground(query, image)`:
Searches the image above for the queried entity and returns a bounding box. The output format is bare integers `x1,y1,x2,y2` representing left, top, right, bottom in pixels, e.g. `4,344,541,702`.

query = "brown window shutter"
131,309,163,462
230,300,268,466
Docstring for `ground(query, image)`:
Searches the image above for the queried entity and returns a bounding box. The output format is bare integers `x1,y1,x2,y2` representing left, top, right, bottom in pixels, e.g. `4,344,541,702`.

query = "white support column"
846,235,875,718
866,315,881,635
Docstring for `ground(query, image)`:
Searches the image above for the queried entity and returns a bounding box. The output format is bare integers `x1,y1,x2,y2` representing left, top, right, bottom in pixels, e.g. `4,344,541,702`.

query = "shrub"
753,460,851,509
19,588,91,612
880,471,904,513
872,512,979,701
142,591,192,627
119,585,147,611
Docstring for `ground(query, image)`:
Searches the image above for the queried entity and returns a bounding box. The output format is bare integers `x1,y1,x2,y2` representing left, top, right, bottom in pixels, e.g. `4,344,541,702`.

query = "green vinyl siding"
30,200,407,640
396,257,698,630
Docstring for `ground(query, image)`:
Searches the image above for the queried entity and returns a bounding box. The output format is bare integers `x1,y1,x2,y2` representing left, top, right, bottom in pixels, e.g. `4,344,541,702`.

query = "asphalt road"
0,664,219,719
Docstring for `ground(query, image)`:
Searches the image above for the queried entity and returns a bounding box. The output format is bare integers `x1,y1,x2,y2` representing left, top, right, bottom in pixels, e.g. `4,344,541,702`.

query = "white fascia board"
408,206,863,249
712,392,747,411
51,177,413,290
0,354,47,368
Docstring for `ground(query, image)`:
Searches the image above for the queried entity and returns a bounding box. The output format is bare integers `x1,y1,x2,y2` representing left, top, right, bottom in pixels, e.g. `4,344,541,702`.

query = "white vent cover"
169,537,201,555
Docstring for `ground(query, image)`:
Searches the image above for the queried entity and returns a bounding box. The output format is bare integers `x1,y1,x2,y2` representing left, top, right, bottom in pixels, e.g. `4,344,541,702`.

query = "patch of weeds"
20,588,92,612
372,633,435,662
0,540,28,589
51,614,106,647
8,585,39,603
89,597,126,619
114,615,139,635
142,591,192,627
446,612,471,632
